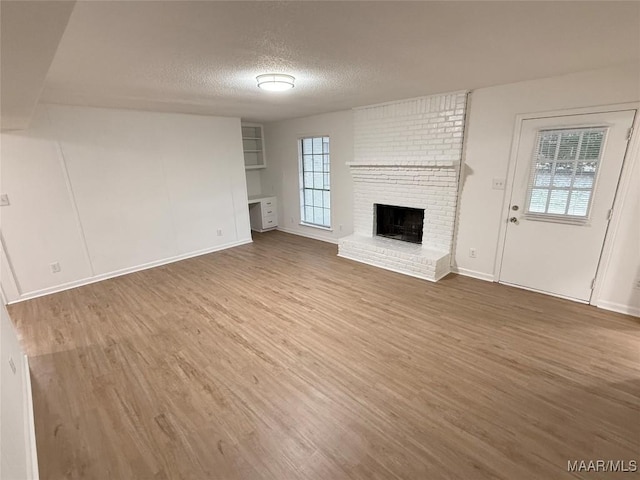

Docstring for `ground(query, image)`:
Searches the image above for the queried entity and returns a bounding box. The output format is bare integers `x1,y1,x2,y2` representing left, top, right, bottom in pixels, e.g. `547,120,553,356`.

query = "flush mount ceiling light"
256,73,295,92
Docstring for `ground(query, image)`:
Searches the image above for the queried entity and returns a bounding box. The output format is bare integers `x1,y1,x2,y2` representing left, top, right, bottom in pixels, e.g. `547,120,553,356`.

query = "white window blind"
299,136,331,227
525,127,607,221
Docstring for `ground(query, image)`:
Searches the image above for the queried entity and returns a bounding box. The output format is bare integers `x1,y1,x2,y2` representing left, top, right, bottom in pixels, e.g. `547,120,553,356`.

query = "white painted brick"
346,91,468,280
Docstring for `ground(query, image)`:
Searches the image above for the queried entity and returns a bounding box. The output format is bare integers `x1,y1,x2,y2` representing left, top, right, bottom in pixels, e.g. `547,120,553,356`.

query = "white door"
500,110,636,302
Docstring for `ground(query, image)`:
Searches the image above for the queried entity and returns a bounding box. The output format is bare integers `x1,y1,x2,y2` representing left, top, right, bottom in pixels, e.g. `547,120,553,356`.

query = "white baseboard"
276,226,339,244
450,266,495,282
596,300,640,317
23,354,38,480
9,238,253,304
452,269,638,316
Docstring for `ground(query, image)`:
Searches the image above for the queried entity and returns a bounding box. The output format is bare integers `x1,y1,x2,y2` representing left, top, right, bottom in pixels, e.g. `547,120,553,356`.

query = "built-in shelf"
242,123,266,169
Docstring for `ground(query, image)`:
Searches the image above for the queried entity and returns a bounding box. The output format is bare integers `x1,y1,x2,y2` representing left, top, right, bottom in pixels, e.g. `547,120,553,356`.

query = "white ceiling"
5,1,640,126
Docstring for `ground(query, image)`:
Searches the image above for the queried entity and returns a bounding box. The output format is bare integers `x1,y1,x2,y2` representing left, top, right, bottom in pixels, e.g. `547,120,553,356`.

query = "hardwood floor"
8,231,639,480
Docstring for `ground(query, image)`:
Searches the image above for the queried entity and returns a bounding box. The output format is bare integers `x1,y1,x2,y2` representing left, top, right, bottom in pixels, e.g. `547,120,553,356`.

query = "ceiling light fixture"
256,73,295,92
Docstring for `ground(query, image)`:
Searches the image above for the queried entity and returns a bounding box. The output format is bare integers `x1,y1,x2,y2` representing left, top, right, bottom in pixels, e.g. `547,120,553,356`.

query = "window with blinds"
299,136,331,228
525,127,607,221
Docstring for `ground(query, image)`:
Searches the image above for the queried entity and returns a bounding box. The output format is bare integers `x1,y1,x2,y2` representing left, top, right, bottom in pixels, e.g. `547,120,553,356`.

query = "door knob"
509,217,518,223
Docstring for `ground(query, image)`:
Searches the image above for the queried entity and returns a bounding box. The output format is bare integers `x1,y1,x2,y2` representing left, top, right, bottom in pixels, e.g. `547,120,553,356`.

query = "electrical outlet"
0,194,9,206
469,248,477,258
492,178,506,190
635,278,640,289
339,224,343,232
216,229,223,236
8,357,16,375
50,262,61,273
290,217,294,224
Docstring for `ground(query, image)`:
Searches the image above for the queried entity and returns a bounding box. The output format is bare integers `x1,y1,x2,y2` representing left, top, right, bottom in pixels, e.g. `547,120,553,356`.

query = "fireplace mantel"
346,159,459,168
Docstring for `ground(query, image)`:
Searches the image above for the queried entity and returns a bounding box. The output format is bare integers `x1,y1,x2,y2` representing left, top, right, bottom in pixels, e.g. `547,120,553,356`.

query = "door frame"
494,102,640,305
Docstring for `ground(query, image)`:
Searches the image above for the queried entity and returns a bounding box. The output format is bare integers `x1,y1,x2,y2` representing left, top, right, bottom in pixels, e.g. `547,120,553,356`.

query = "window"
299,136,330,228
526,127,606,221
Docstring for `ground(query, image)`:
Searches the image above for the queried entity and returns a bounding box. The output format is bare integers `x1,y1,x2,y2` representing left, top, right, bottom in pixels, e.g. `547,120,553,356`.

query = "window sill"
300,222,333,232
523,213,590,226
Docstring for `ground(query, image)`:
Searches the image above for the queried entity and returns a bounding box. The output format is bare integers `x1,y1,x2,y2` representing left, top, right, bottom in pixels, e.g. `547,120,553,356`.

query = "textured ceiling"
38,1,640,122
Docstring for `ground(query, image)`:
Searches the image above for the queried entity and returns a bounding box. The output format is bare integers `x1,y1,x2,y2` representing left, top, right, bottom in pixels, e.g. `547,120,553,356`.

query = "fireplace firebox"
375,204,424,244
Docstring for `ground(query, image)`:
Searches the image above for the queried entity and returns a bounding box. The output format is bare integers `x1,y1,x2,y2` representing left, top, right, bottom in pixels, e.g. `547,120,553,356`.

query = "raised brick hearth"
338,92,468,281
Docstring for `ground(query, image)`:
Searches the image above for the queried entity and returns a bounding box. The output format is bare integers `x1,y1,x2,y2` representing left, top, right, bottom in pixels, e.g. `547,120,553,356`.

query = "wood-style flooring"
8,231,640,480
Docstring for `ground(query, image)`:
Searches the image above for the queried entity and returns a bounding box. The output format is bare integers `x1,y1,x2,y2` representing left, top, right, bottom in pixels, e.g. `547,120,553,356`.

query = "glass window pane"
323,190,330,209
304,172,313,188
529,189,549,213
567,191,591,216
313,207,324,225
303,155,313,173
533,162,552,187
313,155,323,171
537,132,558,160
579,131,604,160
526,128,604,221
557,132,580,160
552,163,574,187
574,162,596,189
302,138,313,154
548,189,569,214
300,137,330,226
323,208,331,227
304,189,313,207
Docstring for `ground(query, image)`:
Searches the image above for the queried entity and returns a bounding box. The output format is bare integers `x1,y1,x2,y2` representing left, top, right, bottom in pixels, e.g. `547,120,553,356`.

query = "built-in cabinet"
243,123,275,232
248,195,277,232
242,123,266,169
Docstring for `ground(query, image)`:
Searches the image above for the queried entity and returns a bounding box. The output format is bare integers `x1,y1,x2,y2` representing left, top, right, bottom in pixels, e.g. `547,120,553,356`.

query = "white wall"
454,62,640,313
263,110,354,243
245,170,263,197
1,104,251,302
0,303,37,480
263,64,639,315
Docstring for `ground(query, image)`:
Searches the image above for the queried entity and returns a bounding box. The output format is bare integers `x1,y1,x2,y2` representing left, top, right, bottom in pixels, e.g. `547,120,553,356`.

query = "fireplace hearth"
376,204,424,244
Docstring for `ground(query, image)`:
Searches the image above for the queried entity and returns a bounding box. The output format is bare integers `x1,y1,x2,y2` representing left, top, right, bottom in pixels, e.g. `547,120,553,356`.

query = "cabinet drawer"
262,214,277,229
263,199,276,208
262,206,276,218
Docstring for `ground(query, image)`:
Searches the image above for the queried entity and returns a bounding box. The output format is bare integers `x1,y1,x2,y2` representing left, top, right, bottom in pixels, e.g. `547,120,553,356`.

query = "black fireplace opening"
375,204,424,244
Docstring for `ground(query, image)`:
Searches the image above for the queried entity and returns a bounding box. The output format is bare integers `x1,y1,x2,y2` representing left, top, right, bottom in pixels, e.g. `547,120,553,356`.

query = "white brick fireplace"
338,91,468,281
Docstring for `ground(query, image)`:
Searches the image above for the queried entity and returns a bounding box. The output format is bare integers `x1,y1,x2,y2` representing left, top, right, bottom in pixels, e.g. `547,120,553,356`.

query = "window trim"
298,135,332,229
523,125,609,225
299,221,333,232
